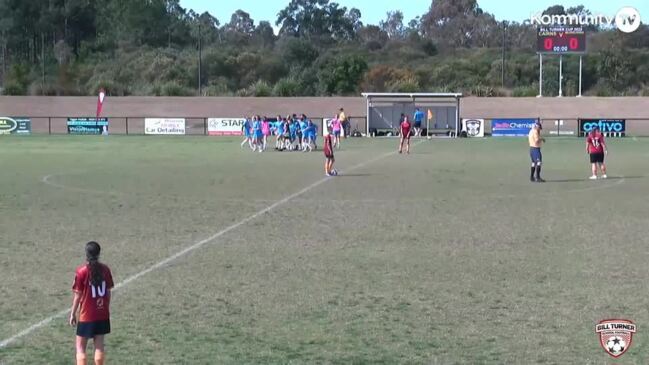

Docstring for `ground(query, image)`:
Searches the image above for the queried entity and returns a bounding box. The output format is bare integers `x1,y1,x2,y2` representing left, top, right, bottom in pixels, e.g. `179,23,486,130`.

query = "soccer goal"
361,93,463,138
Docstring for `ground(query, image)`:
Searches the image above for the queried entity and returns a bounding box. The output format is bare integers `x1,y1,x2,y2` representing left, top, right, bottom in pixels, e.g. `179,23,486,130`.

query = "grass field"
1,135,649,364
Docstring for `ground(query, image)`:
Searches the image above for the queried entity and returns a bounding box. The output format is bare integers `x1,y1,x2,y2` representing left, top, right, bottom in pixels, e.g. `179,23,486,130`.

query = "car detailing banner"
491,118,537,137
0,117,31,135
461,119,485,137
67,118,108,135
145,118,186,135
578,119,625,137
208,118,245,136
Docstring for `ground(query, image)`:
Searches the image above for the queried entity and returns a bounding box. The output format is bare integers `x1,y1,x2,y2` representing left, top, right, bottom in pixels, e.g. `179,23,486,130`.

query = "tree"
420,0,491,47
252,21,276,48
277,37,319,68
380,11,405,39
276,0,358,40
317,55,368,95
222,10,255,45
225,10,255,35
357,25,389,50
542,5,566,16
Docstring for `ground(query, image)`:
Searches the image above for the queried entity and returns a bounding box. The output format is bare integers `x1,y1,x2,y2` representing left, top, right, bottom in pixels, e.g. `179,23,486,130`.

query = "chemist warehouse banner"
491,118,538,137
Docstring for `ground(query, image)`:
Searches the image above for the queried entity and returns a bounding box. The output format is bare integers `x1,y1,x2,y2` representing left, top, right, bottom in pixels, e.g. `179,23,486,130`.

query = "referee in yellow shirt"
528,122,545,182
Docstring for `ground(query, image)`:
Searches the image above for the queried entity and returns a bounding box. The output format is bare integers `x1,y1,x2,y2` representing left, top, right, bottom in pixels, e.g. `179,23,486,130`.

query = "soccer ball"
330,169,338,176
606,336,626,355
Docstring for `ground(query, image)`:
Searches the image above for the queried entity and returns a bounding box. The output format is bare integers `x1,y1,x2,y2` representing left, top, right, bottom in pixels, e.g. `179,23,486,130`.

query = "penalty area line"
0,142,417,349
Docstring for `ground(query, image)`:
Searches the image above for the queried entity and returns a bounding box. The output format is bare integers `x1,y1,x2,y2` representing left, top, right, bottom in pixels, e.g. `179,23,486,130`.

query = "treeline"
0,0,647,97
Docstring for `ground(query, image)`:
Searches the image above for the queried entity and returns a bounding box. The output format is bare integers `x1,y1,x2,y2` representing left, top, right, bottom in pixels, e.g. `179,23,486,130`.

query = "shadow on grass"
546,176,643,183
338,173,373,177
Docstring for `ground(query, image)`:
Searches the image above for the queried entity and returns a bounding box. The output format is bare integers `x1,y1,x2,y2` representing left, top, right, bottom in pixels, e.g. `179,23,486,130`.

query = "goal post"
361,93,463,138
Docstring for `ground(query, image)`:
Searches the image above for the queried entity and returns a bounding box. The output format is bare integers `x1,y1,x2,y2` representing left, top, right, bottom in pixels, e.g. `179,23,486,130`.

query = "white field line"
1,142,422,349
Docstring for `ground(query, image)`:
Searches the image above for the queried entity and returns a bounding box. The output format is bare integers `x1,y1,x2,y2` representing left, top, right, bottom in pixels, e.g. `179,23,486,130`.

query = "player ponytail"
85,241,104,286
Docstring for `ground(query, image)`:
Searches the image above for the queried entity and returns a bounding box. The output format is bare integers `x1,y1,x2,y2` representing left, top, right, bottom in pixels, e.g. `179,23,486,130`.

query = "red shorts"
402,130,411,138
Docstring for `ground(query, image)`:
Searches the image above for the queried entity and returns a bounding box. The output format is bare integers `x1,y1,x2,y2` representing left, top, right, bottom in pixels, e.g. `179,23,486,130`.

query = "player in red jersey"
399,115,411,154
586,126,608,180
70,241,114,365
323,127,336,176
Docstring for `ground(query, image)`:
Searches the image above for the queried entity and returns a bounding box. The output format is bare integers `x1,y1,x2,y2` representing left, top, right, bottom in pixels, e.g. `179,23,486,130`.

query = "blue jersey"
289,123,297,138
242,120,252,136
303,123,315,138
311,122,318,140
414,110,424,123
253,121,263,137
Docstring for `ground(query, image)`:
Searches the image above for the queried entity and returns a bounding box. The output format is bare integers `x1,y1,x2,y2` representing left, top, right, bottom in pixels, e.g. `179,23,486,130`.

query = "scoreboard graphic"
537,26,586,54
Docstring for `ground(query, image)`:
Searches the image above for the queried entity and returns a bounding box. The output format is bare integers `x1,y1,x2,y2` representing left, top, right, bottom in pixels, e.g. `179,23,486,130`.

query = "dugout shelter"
362,93,463,137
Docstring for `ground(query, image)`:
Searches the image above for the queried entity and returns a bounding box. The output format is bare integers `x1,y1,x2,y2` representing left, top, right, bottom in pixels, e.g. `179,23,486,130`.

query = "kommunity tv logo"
530,6,641,33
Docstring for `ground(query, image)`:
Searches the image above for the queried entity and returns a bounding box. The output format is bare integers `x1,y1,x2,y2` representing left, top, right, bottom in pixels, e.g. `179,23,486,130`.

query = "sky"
179,0,648,28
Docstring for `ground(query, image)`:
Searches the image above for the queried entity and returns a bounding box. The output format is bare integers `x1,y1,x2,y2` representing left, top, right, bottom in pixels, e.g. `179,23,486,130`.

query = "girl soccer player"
331,114,342,149
324,127,336,176
302,117,316,152
70,241,114,365
274,115,284,150
399,115,412,154
261,116,271,151
241,117,253,150
252,116,263,152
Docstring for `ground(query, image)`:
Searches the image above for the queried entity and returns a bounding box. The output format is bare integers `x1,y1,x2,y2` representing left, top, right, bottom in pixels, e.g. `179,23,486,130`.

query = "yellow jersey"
528,127,542,148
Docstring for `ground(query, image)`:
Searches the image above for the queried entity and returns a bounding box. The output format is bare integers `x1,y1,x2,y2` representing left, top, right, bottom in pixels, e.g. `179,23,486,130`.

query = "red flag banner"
96,89,106,119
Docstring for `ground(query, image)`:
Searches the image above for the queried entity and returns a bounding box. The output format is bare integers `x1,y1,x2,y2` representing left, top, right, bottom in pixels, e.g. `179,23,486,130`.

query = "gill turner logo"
530,7,641,33
595,319,636,358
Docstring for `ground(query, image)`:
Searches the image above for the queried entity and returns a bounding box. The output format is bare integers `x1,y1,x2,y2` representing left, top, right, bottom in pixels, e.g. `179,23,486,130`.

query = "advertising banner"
145,118,186,135
67,118,108,135
578,119,625,137
492,118,538,137
322,118,344,137
461,119,485,137
208,118,245,136
0,117,31,135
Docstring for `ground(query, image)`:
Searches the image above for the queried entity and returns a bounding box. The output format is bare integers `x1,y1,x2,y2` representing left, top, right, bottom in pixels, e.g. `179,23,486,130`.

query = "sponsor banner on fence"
492,118,537,137
0,117,31,135
578,119,625,137
145,118,186,135
67,118,108,135
208,118,245,136
461,119,485,137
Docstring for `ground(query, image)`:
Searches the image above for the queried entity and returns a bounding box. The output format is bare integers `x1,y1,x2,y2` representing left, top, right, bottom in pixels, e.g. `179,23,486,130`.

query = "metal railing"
19,116,369,136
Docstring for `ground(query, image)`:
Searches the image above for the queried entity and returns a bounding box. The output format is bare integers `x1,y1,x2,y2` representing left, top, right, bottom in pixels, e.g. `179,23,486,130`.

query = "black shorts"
414,122,422,128
590,152,605,163
76,320,111,338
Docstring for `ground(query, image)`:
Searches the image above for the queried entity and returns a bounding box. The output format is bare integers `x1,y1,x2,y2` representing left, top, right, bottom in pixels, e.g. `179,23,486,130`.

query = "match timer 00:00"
537,26,586,54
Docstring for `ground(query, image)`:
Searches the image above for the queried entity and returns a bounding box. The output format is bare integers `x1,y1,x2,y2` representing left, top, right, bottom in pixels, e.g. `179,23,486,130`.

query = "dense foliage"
0,0,647,96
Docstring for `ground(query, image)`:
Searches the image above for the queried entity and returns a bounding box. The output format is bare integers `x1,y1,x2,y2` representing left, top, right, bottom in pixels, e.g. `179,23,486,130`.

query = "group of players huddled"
239,111,347,176
240,114,319,153
239,110,347,154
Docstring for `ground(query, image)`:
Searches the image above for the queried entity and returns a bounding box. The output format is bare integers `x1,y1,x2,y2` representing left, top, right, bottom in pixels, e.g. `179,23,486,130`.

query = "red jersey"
401,121,411,137
72,263,114,322
324,134,333,157
587,132,605,154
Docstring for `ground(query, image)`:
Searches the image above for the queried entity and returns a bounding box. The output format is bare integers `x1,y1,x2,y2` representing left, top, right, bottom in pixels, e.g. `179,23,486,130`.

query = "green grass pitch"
1,135,649,364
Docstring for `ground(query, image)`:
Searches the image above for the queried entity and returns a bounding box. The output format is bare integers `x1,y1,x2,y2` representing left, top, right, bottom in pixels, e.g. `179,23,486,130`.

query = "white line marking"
1,142,420,349
42,175,119,196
